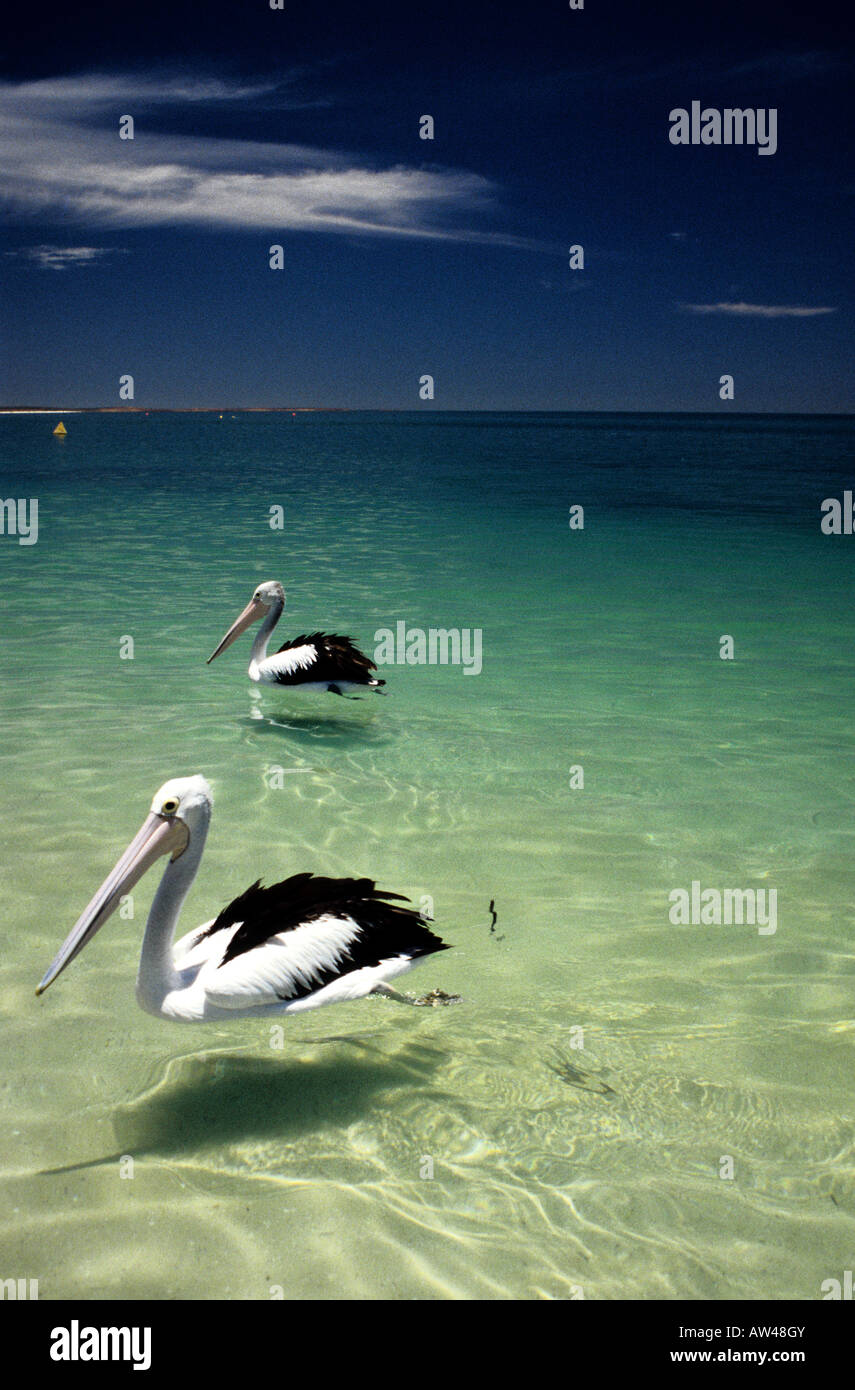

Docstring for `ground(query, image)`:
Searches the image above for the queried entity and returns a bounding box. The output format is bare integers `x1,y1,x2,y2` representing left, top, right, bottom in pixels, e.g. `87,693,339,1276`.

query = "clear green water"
1,411,854,1299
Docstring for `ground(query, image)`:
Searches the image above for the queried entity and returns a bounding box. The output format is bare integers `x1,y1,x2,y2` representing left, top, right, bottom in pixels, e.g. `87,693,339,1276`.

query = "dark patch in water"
547,1048,615,1097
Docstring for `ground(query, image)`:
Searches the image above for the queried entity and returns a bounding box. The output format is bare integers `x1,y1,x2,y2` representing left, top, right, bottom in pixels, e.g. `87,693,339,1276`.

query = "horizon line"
2,406,855,418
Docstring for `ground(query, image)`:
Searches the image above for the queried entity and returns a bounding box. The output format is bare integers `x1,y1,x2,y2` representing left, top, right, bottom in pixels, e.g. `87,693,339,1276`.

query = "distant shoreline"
0,406,336,414
1,407,853,417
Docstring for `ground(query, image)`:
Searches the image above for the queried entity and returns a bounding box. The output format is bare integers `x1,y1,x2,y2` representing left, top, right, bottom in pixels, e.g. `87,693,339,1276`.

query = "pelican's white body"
140,911,422,1023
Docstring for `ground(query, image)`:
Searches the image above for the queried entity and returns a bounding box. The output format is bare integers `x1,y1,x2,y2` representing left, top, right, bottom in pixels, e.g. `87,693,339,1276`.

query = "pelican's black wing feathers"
199,873,448,969
269,633,383,686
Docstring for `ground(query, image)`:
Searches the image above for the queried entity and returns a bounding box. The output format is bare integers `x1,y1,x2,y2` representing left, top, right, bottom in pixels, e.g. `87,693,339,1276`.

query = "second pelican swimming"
207,581,385,696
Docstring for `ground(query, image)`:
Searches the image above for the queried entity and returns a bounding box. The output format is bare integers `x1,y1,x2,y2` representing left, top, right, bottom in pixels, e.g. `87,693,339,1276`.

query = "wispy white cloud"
0,72,529,246
6,73,286,108
533,47,850,101
722,50,848,82
679,301,837,318
5,243,124,269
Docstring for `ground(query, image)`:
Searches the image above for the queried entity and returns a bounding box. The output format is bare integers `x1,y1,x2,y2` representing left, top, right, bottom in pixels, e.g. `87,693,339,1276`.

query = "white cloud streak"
679,302,837,318
5,244,123,269
0,72,528,246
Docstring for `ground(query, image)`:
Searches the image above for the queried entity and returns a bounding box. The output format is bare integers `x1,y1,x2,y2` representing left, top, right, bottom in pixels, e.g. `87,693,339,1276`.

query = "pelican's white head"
36,774,213,997
207,581,285,665
150,774,213,834
252,580,285,608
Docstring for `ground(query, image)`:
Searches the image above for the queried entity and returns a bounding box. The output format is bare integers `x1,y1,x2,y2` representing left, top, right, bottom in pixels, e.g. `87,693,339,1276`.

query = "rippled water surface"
1,411,854,1299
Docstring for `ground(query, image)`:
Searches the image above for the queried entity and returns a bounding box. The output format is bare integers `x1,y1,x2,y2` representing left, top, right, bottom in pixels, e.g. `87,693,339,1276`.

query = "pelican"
36,776,452,1022
207,581,385,696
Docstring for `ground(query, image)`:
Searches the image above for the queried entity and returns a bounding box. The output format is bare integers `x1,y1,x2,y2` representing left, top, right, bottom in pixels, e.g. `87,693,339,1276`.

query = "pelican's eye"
160,797,180,816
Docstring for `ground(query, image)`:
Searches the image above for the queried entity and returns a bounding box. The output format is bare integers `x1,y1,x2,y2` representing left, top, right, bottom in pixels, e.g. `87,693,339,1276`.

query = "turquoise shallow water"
1,411,854,1299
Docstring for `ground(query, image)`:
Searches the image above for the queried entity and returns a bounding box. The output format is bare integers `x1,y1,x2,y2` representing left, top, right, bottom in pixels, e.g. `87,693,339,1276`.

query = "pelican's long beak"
206,597,268,664
36,811,189,996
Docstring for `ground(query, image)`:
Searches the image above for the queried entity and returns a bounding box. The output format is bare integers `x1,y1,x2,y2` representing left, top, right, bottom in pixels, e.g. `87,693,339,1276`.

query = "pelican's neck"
250,598,283,666
136,812,209,1013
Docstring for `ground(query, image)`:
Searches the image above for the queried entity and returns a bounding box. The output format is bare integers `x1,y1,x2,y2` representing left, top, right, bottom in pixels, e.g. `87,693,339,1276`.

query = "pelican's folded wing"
262,639,320,682
192,874,448,1009
265,633,377,685
198,913,370,1008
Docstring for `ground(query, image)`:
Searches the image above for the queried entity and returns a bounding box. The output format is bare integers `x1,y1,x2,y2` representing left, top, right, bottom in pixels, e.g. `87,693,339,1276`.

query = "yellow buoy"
53,421,67,436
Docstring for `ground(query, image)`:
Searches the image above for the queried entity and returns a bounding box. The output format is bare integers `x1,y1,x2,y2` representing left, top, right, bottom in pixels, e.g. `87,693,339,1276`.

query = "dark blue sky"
1,0,852,409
